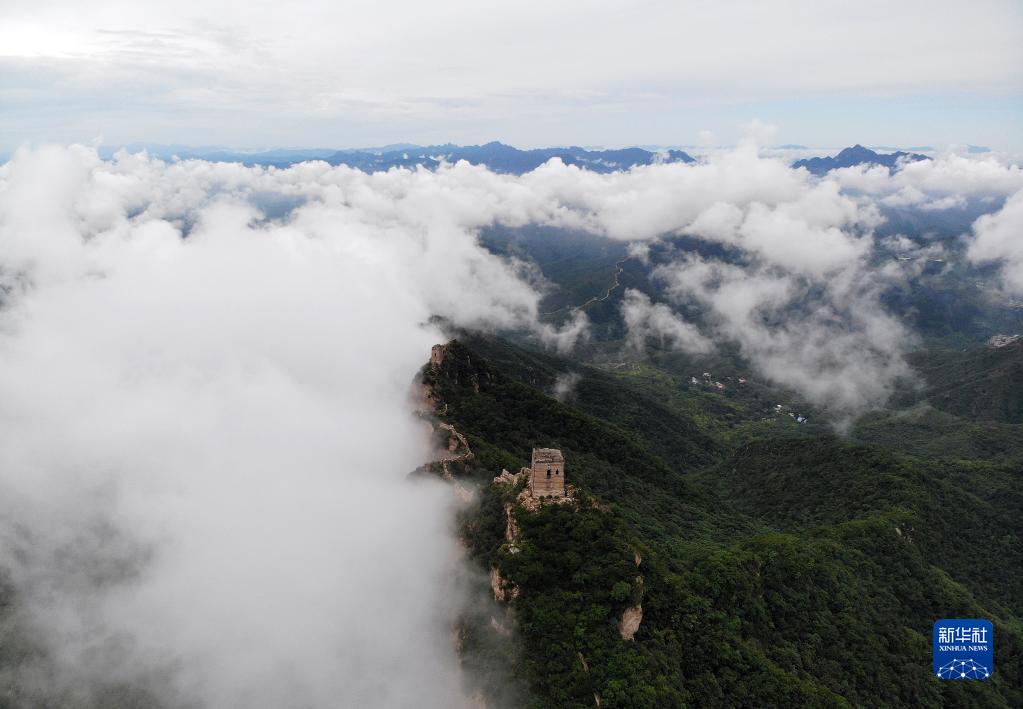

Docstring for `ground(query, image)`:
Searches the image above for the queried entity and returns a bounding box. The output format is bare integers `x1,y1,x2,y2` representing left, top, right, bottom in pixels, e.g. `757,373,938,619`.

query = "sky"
1,0,1022,152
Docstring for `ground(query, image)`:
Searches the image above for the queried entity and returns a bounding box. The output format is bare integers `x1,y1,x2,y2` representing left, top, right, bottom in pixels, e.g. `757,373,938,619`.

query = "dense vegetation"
429,337,1023,708
909,340,1023,423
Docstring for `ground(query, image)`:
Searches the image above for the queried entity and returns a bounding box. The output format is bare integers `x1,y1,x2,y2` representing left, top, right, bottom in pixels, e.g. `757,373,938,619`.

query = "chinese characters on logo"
937,626,988,644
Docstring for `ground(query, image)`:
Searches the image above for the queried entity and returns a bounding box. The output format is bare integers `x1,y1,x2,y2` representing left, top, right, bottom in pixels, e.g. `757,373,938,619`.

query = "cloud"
514,143,808,240
968,189,1023,293
583,149,1023,422
831,153,1023,201
550,371,582,402
546,147,952,421
620,289,714,355
0,146,587,708
552,148,1023,419
653,256,913,424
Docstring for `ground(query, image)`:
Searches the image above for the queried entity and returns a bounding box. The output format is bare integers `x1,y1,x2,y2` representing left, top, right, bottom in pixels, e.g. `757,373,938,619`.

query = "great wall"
417,340,645,703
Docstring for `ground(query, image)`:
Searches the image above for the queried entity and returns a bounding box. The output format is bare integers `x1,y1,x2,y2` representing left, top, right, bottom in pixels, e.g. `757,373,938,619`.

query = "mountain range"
792,144,930,175
88,142,950,176
424,332,1022,708
324,142,696,174
97,142,695,174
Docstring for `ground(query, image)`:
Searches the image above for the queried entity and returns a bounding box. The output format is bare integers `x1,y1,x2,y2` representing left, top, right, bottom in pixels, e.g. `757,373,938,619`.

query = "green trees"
434,338,1023,707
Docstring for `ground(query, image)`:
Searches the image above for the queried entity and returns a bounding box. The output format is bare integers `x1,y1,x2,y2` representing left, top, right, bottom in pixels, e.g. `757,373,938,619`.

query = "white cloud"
919,194,967,211
0,146,586,708
514,143,808,240
968,189,1023,293
895,152,1023,196
620,289,714,355
585,149,1023,420
653,256,913,423
832,153,1023,200
551,371,582,401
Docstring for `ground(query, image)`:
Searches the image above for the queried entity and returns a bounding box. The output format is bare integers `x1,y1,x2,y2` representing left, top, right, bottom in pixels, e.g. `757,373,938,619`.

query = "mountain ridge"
793,144,930,175
423,335,1023,708
97,141,696,174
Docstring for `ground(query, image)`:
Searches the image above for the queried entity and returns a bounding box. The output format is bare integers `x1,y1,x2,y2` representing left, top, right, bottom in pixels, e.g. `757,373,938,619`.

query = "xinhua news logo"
933,619,993,680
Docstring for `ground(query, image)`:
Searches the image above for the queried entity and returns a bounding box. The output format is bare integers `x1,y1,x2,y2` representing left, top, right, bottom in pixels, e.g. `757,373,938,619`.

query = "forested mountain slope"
423,338,1023,708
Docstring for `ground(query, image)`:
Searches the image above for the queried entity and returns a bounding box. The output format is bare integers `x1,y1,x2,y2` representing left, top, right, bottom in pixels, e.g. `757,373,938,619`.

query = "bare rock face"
490,566,519,603
619,605,643,641
504,503,519,542
987,333,1021,348
489,567,503,601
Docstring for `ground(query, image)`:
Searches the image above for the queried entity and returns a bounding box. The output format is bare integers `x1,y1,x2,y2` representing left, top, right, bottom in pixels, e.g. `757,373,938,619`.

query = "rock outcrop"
504,503,519,543
988,333,1021,348
618,604,643,641
423,340,498,395
490,566,519,603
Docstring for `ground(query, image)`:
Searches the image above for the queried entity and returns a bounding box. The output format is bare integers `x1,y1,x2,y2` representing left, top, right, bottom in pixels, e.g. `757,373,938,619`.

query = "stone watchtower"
529,448,565,497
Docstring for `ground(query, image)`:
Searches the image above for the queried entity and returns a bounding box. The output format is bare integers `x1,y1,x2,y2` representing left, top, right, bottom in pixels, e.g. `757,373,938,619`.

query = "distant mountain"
793,144,930,175
333,143,423,154
97,144,340,165
96,142,232,160
323,141,695,174
92,141,695,174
